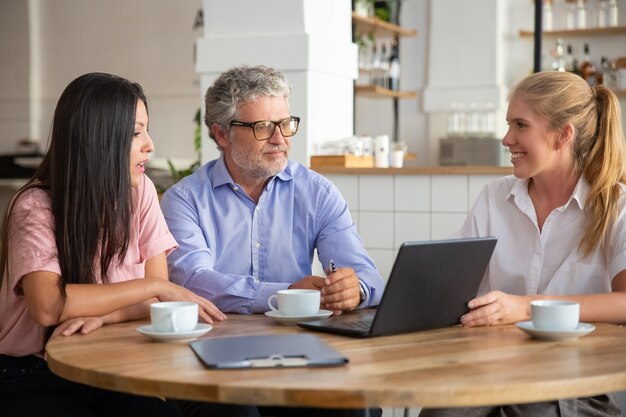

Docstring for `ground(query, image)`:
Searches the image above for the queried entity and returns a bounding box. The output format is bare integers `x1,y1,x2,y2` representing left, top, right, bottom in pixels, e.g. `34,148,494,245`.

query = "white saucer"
264,309,333,325
137,323,213,342
516,321,596,341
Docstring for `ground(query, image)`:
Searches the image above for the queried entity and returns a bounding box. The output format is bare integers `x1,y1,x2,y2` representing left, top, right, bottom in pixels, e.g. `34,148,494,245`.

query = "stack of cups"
374,135,390,168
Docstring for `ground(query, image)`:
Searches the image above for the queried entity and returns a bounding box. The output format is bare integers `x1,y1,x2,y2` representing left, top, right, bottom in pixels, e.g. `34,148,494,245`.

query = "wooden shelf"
352,12,417,38
355,85,417,99
519,26,626,37
615,89,626,98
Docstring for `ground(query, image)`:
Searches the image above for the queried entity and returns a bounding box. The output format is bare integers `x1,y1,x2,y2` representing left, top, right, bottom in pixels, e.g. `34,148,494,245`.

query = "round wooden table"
46,314,626,409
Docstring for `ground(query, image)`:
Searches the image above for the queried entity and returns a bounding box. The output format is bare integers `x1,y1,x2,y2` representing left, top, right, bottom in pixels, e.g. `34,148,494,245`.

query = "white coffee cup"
531,300,579,331
267,289,320,316
391,150,405,168
150,301,198,333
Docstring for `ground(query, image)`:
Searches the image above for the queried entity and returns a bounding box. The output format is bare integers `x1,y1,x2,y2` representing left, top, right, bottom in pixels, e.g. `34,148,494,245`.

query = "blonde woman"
422,71,626,416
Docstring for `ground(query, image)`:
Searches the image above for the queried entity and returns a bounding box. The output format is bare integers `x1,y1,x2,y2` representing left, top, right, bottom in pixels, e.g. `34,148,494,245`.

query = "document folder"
189,334,348,369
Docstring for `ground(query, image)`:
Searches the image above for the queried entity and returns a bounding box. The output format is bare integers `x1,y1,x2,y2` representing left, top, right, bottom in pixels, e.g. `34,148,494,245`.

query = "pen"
328,259,336,274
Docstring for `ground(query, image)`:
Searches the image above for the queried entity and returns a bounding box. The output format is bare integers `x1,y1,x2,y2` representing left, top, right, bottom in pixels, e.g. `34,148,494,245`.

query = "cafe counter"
311,165,512,176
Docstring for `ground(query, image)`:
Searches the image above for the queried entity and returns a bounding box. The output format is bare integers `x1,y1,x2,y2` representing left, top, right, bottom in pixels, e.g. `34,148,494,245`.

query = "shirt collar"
209,155,293,190
506,175,587,210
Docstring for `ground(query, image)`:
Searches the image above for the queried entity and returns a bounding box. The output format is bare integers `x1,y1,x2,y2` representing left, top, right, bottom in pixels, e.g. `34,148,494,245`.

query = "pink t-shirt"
0,175,177,357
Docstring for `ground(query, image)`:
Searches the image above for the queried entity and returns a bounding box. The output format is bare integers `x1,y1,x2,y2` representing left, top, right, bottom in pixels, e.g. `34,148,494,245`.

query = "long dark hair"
0,72,147,302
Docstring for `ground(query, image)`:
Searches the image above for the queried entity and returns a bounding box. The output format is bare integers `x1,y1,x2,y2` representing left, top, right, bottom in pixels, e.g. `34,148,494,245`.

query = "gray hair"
204,65,291,148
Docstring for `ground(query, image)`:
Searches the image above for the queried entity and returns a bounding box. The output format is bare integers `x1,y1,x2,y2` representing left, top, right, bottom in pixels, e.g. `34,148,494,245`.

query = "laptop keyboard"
329,320,372,332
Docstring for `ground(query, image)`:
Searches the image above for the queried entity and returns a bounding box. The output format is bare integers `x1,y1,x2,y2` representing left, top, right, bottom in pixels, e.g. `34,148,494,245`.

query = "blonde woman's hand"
460,290,532,327
156,280,227,324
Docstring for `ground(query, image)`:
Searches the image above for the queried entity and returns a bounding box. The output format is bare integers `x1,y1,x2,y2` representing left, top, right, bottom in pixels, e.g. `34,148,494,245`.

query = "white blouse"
454,175,626,296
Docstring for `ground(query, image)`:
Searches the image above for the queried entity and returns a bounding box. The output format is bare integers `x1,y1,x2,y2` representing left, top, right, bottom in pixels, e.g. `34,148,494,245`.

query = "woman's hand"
154,280,227,324
460,290,532,327
50,316,105,339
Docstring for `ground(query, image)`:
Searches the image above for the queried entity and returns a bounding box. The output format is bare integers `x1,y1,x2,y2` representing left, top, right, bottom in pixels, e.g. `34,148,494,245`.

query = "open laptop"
298,237,497,338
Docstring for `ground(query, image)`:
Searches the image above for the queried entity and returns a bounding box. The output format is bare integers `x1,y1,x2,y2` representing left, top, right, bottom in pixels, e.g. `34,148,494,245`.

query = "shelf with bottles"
355,85,417,99
353,15,417,100
519,26,626,37
351,12,417,38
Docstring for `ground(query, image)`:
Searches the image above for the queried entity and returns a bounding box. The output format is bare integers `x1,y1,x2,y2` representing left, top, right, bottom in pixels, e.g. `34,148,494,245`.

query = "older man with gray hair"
161,65,383,417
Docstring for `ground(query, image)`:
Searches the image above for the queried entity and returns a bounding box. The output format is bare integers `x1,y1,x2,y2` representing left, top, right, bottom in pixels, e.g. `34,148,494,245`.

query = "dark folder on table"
298,237,497,338
190,334,348,369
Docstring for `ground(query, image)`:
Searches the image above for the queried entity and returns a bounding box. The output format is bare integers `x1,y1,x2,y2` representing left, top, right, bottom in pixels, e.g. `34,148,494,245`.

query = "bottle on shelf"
446,102,466,138
543,0,554,31
565,0,578,29
602,58,621,90
551,38,566,72
608,0,619,27
564,44,580,75
388,39,401,91
371,42,381,87
598,0,610,27
596,57,607,85
481,102,497,139
466,102,481,137
579,43,599,86
576,0,587,29
379,42,389,89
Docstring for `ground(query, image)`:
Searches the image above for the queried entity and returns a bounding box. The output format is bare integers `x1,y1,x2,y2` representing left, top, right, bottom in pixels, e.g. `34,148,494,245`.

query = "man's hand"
320,267,361,314
290,269,361,315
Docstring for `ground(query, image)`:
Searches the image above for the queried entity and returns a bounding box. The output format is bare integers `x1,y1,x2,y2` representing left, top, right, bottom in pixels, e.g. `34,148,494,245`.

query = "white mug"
150,301,198,333
391,150,405,168
267,289,320,316
531,300,579,331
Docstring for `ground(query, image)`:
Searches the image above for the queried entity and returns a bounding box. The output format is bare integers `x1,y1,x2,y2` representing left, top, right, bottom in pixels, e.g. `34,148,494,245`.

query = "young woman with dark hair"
0,72,225,417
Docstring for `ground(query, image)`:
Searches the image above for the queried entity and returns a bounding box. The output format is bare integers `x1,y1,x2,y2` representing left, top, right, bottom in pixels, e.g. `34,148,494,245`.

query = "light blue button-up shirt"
160,156,384,313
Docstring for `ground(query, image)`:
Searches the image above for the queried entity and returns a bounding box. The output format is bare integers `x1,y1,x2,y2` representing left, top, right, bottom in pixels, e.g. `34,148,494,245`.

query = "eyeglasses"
229,116,300,141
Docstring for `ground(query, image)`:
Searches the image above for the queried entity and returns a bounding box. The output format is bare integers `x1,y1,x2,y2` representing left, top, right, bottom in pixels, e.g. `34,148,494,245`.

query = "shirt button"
233,186,239,191
255,242,261,248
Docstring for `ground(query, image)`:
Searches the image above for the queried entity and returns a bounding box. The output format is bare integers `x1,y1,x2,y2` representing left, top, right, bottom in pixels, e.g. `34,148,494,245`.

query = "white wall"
0,0,30,155
196,0,357,165
1,0,624,166
0,0,203,163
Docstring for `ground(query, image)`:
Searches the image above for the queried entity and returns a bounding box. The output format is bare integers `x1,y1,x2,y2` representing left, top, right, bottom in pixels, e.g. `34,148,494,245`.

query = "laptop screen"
298,237,497,337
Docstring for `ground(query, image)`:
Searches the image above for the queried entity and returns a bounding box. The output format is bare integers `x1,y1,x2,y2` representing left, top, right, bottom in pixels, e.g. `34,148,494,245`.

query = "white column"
196,0,358,165
422,0,509,164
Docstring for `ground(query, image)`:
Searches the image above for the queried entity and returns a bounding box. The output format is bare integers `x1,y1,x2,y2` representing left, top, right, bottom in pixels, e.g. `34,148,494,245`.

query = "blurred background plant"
166,108,201,182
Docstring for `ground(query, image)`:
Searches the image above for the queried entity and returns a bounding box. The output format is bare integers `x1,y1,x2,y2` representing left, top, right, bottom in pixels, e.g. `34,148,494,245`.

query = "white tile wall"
394,212,430,248
431,175,468,213
359,176,394,211
431,213,468,240
468,175,503,209
322,173,506,281
366,249,396,282
326,174,359,210
395,175,430,212
359,212,395,249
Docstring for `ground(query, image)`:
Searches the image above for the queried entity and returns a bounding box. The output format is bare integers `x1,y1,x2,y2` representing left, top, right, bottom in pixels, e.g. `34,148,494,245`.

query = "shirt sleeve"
313,181,385,307
136,176,178,261
608,192,626,280
160,183,283,313
6,189,62,295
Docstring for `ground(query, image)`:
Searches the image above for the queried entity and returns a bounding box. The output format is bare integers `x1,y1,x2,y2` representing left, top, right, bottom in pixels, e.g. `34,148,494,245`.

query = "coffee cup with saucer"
265,289,332,325
516,300,595,341
137,301,212,342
